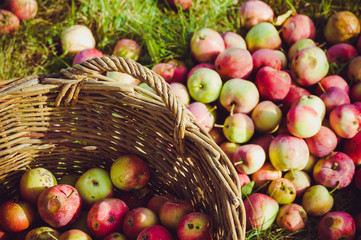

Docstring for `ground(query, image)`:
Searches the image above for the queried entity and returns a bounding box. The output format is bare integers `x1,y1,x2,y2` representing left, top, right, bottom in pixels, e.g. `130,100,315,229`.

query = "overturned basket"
0,56,245,239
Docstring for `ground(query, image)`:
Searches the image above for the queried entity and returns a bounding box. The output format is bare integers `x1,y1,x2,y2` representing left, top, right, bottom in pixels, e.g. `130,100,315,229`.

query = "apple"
239,0,274,29
305,126,338,158
252,49,282,72
276,203,307,233
87,198,129,238
288,38,317,62
147,194,176,215
38,184,82,228
186,64,215,81
252,162,282,190
251,101,282,134
281,14,315,46
159,199,193,232
177,212,212,240
351,82,361,102
291,46,329,86
303,154,319,173
152,63,175,83
287,105,322,138
4,0,37,21
104,232,127,240
313,152,355,189
320,87,351,114
208,127,226,145
0,9,20,34
113,38,141,61
316,75,349,95
245,22,282,53
219,78,259,114
293,94,326,120
237,173,251,188
233,144,266,175
0,200,35,232
344,132,361,166
169,84,190,106
136,225,173,240
187,68,222,103
284,170,311,197
190,28,225,63
326,43,358,64
244,193,279,230
186,102,215,132
324,11,360,44
302,185,333,216
20,167,57,205
215,48,253,80
167,59,188,83
25,226,61,240
58,229,91,240
269,134,309,172
267,178,296,205
219,142,241,160
61,25,96,55
274,50,288,69
255,66,291,101
72,48,104,65
166,0,192,10
221,32,247,49
318,211,356,240
222,113,254,144
123,207,158,239
75,167,113,207
106,71,140,85
110,155,150,191
347,56,361,82
329,103,361,139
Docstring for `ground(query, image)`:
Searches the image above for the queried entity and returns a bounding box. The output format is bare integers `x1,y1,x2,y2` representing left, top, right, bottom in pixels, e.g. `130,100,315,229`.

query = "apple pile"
0,155,212,240
0,0,38,34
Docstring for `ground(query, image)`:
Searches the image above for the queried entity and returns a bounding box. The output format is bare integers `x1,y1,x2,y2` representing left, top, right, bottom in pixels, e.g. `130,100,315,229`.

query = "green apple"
302,185,333,216
187,68,222,103
75,168,114,207
223,113,254,144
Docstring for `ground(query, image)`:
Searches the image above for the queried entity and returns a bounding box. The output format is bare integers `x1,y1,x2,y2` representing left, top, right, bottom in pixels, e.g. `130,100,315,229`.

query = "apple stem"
67,189,75,198
230,103,235,116
289,169,295,180
317,82,326,93
25,165,32,171
207,105,218,114
214,124,224,128
48,233,58,240
332,162,339,170
234,161,244,166
329,181,341,194
278,103,283,108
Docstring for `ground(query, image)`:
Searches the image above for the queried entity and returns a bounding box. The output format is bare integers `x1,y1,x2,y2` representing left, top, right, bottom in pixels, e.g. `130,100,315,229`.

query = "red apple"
252,49,282,72
344,132,361,166
252,162,282,190
136,225,173,240
110,155,150,191
330,103,361,139
4,0,38,21
326,43,358,64
236,173,251,188
167,59,188,83
320,87,351,114
239,0,274,29
177,212,212,240
318,211,356,240
159,199,193,232
72,48,104,65
147,194,176,215
251,134,274,156
305,126,338,158
186,102,215,132
0,9,20,34
152,63,175,83
316,75,349,96
233,144,266,175
123,207,158,239
281,14,315,46
87,198,129,238
38,184,82,228
313,152,355,189
190,28,225,63
282,85,311,113
351,82,361,102
0,200,35,232
244,193,279,230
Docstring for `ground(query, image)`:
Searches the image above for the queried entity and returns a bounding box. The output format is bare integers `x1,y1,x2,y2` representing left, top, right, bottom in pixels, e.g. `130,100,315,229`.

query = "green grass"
1,0,361,239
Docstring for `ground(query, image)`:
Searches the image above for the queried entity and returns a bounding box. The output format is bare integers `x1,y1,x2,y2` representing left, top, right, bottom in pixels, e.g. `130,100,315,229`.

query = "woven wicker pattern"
0,56,245,239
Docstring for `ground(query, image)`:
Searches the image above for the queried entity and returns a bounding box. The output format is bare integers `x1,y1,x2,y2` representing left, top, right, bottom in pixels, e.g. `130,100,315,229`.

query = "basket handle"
59,56,187,153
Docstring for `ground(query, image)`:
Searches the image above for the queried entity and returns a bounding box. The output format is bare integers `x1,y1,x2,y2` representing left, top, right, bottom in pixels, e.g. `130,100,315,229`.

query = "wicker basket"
0,56,245,239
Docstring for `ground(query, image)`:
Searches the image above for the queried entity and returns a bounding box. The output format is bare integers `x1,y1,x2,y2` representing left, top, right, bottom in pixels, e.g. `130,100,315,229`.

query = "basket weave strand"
0,56,246,240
